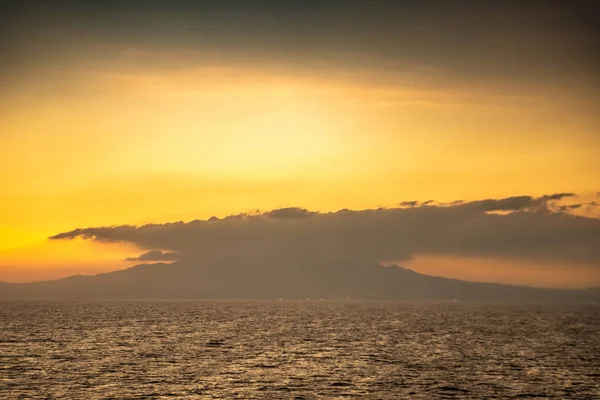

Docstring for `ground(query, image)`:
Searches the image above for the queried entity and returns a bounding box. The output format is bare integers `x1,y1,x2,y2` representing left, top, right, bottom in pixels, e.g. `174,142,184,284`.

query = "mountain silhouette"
0,260,597,302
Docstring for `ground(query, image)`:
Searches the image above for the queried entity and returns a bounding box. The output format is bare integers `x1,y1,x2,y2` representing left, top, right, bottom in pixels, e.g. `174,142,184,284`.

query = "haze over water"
1,300,599,399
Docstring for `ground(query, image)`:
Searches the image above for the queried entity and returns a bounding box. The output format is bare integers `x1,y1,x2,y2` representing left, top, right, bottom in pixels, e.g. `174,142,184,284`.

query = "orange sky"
1,1,599,286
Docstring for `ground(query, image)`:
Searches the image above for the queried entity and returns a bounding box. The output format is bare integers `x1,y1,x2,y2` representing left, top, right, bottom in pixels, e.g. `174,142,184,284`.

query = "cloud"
124,250,179,262
264,207,315,219
400,200,434,207
556,204,582,212
464,193,575,213
400,201,419,207
50,194,600,271
5,0,597,93
540,193,576,201
50,226,139,242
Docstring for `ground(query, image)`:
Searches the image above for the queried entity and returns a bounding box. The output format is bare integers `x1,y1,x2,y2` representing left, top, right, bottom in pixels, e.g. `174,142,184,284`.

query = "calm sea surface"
1,301,599,399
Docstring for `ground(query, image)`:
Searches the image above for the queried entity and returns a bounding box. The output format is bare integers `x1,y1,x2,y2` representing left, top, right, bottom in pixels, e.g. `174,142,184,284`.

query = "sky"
1,0,599,287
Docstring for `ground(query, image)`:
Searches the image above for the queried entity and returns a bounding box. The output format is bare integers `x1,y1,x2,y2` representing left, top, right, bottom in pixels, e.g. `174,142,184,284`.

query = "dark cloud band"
50,194,600,268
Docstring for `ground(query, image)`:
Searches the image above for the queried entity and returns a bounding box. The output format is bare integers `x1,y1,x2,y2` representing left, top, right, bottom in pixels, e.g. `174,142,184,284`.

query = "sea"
1,300,599,399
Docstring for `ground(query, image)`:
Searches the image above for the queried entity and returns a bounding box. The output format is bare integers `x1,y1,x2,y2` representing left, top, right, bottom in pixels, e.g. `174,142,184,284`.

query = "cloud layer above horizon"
50,194,600,274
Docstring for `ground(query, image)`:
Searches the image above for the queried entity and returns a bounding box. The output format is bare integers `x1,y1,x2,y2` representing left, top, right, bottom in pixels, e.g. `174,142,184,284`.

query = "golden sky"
1,0,599,286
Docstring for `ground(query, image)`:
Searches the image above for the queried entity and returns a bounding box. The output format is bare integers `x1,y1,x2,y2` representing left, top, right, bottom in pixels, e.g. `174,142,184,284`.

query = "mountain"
1,261,598,302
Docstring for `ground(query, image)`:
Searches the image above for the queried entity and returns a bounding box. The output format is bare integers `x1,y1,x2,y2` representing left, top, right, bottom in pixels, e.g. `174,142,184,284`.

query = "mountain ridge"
0,261,597,302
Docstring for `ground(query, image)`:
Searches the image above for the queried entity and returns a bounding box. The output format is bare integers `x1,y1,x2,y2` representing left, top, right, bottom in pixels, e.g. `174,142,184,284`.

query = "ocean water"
0,301,599,399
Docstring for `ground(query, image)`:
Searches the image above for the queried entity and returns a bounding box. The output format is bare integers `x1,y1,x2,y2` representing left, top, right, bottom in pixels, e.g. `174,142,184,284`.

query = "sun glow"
1,57,599,283
207,103,343,174
0,237,140,282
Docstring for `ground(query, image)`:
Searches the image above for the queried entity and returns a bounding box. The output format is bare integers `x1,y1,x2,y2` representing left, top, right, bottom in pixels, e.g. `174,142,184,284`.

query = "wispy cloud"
124,250,179,262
